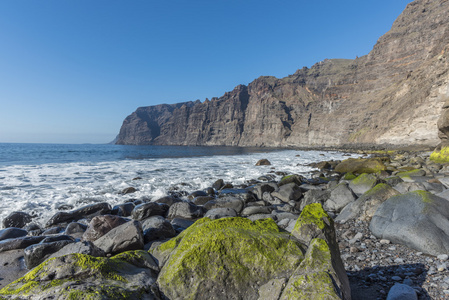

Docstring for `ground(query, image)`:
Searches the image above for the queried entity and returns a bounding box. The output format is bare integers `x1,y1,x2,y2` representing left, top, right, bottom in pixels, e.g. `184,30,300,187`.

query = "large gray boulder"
141,216,176,243
166,202,205,219
82,215,129,242
370,191,449,256
93,220,144,255
324,183,357,213
336,183,400,223
348,173,380,196
271,183,302,203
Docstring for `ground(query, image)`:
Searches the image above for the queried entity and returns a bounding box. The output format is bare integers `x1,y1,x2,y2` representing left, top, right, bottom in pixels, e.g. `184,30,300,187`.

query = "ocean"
0,143,360,226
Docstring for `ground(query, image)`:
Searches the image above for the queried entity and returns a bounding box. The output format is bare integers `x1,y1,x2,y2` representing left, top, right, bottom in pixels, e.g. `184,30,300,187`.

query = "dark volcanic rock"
0,228,27,241
2,212,32,229
131,202,169,221
24,239,75,269
46,202,112,227
141,216,176,243
82,215,129,242
93,220,144,255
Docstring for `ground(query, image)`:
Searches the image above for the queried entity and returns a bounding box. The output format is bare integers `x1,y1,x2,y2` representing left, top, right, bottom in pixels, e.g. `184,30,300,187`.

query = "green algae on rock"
348,173,380,196
0,251,158,299
334,158,387,174
153,217,306,300
280,238,344,300
292,203,351,300
430,146,449,163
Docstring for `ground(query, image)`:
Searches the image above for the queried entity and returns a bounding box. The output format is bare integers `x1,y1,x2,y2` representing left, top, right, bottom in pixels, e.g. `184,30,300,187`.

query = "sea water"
0,143,360,226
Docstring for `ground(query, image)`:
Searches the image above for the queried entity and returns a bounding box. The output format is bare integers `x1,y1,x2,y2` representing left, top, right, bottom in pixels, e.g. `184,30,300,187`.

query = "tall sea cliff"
117,0,449,148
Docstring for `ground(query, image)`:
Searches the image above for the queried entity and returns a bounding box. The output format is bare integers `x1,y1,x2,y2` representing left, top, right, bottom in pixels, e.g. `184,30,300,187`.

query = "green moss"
397,169,424,178
156,217,305,299
281,239,341,300
430,146,449,163
343,172,356,180
363,183,389,197
413,190,434,204
335,158,386,174
293,203,329,232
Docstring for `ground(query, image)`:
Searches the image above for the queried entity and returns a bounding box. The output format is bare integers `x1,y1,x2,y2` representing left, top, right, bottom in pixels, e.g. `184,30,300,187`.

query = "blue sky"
0,0,411,144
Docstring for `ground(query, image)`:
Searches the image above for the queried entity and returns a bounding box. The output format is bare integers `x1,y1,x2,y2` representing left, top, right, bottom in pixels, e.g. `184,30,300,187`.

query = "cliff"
116,0,449,148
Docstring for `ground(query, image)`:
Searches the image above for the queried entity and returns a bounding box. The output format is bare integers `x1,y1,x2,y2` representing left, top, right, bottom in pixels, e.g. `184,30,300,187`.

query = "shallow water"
0,143,360,226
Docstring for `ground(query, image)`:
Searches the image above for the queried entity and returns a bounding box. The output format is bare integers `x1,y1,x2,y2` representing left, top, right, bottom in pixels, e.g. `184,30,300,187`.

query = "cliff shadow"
347,263,430,300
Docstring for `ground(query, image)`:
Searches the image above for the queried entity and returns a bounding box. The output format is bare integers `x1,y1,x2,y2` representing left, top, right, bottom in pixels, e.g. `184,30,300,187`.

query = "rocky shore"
1,150,449,299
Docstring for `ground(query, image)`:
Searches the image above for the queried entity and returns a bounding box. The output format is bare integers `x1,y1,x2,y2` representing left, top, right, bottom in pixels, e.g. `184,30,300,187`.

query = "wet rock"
166,202,205,220
49,240,105,259
187,190,208,200
279,174,306,187
154,195,182,206
0,249,27,289
271,183,302,203
141,216,176,243
2,212,32,229
250,182,278,200
0,236,47,253
131,202,169,221
300,189,330,211
42,226,64,235
120,186,136,194
24,238,75,269
170,218,194,232
212,179,225,191
46,202,112,227
64,222,87,238
111,202,135,217
82,215,129,242
0,228,27,242
93,220,144,255
241,206,272,216
191,195,214,206
255,159,271,166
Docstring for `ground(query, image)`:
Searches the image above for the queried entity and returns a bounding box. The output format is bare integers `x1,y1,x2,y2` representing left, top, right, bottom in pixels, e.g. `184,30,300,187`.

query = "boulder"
0,228,27,241
335,157,387,174
250,182,278,200
349,173,380,196
46,202,112,227
0,251,159,299
131,202,169,221
291,203,351,300
393,182,427,194
279,174,306,187
120,186,136,194
24,238,75,269
204,207,238,220
141,216,176,243
212,179,225,190
336,183,400,223
191,195,214,206
111,202,135,217
241,206,272,216
324,183,357,213
271,183,302,203
82,215,129,242
64,222,87,240
2,212,32,229
300,189,330,211
204,197,244,214
255,159,271,166
93,220,144,255
370,191,449,256
152,217,305,300
166,202,205,219
0,236,46,253
154,195,182,206
48,240,105,259
430,145,449,163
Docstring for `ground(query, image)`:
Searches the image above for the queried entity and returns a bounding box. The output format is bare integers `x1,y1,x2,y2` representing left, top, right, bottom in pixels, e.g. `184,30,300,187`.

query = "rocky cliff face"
117,0,449,148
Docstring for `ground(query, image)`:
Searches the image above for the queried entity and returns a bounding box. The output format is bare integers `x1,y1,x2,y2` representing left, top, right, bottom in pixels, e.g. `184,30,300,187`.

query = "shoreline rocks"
1,150,449,298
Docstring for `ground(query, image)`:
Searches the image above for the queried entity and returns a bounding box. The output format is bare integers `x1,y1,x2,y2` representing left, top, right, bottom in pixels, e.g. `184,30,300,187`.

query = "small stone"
380,239,391,244
438,263,447,272
391,276,402,281
255,159,271,166
438,254,449,261
350,246,360,253
394,258,404,264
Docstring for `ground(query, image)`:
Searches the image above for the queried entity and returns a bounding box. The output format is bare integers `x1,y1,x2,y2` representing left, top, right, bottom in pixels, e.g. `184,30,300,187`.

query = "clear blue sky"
0,0,411,144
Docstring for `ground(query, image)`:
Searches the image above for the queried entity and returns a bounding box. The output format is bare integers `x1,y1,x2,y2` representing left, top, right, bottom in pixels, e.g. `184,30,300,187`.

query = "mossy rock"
342,172,357,180
349,173,380,196
0,250,158,299
280,238,344,300
430,146,449,163
279,174,306,186
334,158,387,174
291,204,351,300
396,169,426,179
153,217,305,300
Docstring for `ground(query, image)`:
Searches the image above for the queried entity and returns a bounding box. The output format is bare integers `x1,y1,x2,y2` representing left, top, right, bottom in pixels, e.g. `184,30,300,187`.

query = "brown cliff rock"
117,0,449,148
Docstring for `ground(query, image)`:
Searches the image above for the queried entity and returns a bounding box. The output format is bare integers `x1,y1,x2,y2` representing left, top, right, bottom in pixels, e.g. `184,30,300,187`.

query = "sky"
0,0,411,144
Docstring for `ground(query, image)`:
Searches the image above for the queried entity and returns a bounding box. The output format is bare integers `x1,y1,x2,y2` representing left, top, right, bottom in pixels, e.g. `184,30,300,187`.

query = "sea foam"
0,149,359,226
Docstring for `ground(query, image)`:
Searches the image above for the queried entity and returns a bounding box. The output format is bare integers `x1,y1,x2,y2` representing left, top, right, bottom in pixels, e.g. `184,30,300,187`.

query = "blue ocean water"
0,143,360,226
0,143,278,166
